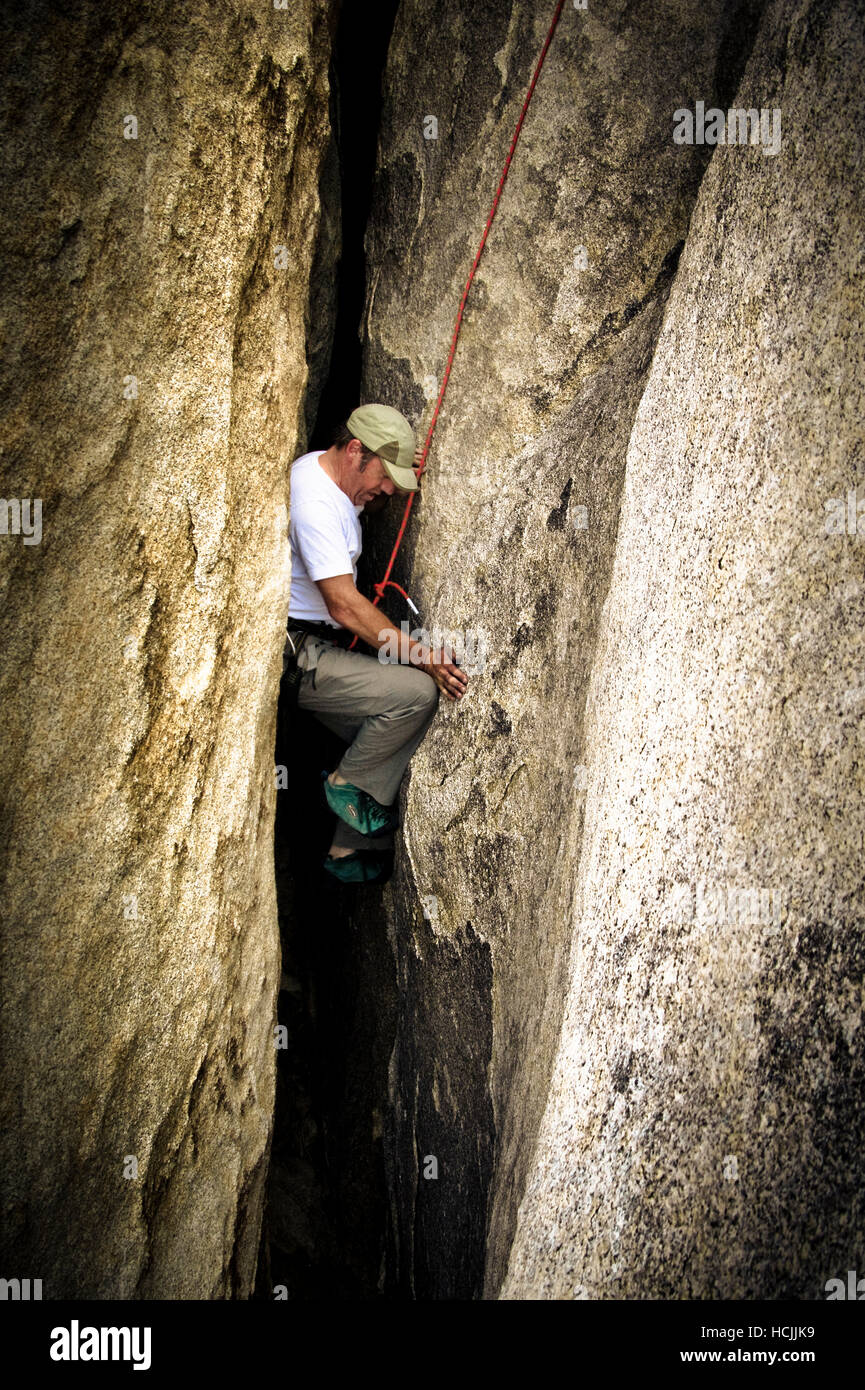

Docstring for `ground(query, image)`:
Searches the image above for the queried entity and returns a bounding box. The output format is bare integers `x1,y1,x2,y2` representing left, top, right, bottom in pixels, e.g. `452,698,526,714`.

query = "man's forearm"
331,590,428,665
321,577,469,702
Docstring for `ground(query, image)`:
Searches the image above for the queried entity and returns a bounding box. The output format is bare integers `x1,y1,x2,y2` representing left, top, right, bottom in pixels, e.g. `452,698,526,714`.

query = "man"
283,403,469,883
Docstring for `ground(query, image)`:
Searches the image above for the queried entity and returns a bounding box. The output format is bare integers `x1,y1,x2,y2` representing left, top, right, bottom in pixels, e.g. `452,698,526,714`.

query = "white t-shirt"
288,451,363,627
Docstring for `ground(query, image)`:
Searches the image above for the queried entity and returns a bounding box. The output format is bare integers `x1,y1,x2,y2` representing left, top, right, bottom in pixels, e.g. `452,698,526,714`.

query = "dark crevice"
307,0,401,451
255,0,400,1301
258,0,773,1303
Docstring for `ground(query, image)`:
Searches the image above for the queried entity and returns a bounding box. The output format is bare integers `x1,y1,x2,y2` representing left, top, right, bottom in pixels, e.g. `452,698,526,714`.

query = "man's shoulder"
290,452,333,509
290,450,324,485
290,451,362,523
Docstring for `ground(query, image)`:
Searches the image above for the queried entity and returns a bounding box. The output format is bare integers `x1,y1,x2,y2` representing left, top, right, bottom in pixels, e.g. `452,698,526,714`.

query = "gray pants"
293,635,439,851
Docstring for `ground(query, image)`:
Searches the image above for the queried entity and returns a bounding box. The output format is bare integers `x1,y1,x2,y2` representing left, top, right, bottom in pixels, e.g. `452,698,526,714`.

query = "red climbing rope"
352,0,565,646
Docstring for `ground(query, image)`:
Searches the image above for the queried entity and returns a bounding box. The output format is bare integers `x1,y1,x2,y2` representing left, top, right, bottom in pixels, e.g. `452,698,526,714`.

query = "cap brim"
381,459,419,492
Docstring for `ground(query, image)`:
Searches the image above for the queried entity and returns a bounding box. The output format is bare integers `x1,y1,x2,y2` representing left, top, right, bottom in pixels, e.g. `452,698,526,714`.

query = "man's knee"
384,664,438,717
405,667,439,716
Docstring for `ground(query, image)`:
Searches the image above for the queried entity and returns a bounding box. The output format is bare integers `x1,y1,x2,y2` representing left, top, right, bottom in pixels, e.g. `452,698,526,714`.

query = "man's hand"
418,646,469,702
315,575,470,702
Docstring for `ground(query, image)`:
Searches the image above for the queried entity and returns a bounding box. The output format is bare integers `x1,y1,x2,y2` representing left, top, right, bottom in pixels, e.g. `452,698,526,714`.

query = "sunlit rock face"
0,0,332,1297
358,0,862,1299
503,0,865,1300
3,0,860,1306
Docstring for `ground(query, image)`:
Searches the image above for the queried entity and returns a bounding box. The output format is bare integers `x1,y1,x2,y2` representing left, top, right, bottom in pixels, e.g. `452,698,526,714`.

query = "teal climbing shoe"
322,850,389,884
322,771,398,838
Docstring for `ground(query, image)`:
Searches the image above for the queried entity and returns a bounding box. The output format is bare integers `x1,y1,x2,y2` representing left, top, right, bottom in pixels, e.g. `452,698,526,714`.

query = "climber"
282,403,469,884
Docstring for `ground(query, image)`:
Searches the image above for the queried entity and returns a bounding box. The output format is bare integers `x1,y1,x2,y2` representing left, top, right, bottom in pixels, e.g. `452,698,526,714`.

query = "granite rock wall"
0,0,333,1297
357,0,862,1299
503,0,865,1300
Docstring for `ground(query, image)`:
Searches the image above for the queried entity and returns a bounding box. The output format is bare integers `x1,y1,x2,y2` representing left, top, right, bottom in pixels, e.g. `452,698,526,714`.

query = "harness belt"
285,617,355,650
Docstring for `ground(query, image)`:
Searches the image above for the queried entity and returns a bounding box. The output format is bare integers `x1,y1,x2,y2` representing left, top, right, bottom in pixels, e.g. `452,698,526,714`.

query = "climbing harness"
281,626,310,710
350,0,565,649
282,618,354,711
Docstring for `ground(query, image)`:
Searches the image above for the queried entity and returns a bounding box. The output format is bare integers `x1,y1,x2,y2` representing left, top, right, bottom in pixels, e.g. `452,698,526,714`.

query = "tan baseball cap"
347,404,419,492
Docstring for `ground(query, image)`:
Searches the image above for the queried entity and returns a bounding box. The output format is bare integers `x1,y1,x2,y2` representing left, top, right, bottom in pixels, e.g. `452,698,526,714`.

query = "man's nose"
380,478,396,495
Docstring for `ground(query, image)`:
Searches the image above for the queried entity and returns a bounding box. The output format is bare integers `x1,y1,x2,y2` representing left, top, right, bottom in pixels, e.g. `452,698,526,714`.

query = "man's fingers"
436,674,460,701
428,654,468,701
437,664,468,696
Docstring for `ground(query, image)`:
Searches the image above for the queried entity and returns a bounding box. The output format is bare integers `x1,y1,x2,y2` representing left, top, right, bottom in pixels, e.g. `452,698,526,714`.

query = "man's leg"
298,642,439,808
287,701,379,856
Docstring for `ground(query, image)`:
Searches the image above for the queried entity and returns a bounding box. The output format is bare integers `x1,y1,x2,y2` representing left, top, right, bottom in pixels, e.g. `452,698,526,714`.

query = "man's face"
347,440,398,506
